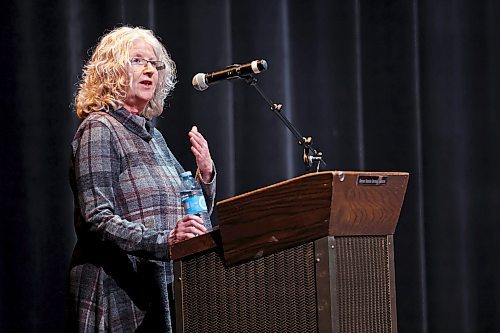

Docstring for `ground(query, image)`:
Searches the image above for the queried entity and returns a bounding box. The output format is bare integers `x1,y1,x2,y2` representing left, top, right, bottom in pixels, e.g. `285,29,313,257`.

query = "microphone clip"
301,137,325,172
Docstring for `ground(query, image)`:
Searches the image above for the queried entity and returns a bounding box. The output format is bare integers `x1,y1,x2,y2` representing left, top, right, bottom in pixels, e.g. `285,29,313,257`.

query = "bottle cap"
181,171,192,178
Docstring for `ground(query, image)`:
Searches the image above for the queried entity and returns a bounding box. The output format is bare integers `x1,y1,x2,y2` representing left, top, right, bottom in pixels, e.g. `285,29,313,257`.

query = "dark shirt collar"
108,108,154,141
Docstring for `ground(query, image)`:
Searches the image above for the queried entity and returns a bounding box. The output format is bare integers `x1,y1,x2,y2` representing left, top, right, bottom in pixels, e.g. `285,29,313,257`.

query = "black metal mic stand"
244,76,326,172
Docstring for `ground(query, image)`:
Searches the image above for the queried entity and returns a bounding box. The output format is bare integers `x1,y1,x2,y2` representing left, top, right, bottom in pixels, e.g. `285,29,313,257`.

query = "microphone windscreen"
253,59,268,73
192,73,208,91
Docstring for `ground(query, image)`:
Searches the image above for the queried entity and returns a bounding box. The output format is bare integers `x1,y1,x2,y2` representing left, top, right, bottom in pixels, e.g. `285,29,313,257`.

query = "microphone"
192,59,268,91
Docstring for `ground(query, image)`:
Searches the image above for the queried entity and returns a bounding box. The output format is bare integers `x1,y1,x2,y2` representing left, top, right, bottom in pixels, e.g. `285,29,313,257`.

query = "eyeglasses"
129,57,166,71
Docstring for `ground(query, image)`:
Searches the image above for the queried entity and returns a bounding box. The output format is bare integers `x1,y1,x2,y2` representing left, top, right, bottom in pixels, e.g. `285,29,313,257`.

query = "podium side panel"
334,235,397,332
330,173,409,235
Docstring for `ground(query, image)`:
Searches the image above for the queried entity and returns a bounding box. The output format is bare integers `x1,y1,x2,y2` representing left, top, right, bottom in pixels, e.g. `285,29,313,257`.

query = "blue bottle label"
182,195,208,215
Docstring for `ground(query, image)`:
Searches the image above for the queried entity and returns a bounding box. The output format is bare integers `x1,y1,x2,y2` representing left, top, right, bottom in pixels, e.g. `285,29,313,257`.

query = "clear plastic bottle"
180,171,212,231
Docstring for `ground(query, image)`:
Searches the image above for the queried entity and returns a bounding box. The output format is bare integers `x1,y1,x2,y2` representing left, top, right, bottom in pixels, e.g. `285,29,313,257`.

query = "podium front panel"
174,243,318,333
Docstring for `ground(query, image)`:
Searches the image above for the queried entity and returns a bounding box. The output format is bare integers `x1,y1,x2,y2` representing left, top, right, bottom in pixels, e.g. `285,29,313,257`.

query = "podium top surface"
217,171,408,205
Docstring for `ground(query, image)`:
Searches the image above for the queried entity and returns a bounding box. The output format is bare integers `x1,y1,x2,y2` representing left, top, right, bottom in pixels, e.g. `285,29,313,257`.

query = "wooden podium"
171,171,409,333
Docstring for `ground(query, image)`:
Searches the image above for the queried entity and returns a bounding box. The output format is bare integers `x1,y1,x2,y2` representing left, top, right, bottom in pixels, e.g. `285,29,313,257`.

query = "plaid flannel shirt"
67,108,215,332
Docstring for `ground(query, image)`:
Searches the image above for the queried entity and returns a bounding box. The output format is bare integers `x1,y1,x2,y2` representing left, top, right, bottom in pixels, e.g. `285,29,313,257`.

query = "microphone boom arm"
244,76,326,171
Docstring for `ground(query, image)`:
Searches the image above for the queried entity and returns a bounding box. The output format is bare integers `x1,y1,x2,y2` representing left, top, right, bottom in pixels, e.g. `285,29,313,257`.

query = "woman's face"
123,39,159,115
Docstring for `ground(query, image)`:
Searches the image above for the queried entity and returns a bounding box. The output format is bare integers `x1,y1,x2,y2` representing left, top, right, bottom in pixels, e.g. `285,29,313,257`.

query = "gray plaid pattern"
67,108,215,332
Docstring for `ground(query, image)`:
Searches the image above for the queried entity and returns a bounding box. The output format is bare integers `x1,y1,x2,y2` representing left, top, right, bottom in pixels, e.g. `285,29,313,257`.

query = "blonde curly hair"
75,26,176,120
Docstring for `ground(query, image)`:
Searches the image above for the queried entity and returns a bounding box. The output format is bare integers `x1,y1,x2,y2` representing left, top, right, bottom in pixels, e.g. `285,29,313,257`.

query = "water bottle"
180,171,211,230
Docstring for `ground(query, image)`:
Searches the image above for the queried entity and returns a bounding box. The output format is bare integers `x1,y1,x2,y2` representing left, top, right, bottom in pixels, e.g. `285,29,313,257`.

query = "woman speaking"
66,26,215,332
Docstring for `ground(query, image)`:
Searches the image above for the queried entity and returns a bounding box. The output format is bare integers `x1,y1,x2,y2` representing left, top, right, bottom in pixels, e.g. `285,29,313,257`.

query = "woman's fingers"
188,126,213,180
171,215,207,242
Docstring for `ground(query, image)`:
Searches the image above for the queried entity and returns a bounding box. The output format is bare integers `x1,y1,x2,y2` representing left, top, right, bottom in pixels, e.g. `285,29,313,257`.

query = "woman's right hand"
168,215,208,245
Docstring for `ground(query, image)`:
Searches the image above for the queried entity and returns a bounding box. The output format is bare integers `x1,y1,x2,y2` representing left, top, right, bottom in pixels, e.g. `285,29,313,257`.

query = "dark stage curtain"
1,0,499,332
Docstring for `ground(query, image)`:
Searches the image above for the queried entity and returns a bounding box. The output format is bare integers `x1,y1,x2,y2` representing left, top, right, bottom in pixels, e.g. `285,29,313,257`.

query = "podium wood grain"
216,171,408,266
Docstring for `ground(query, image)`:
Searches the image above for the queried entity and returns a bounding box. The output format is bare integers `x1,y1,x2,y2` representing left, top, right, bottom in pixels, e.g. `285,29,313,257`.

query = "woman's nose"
143,62,155,74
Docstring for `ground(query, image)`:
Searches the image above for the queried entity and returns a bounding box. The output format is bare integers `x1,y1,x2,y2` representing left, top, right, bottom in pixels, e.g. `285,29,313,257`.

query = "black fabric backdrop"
1,0,499,332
